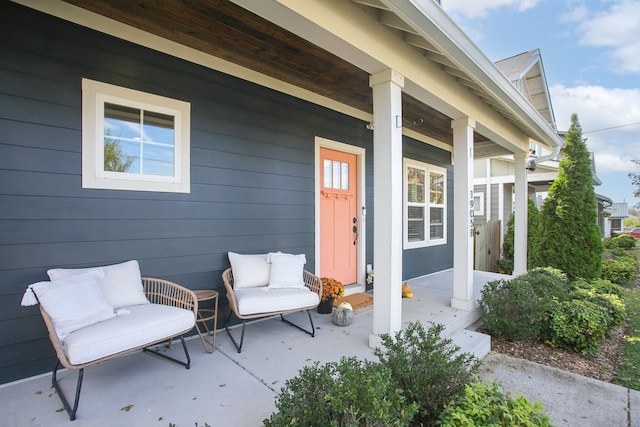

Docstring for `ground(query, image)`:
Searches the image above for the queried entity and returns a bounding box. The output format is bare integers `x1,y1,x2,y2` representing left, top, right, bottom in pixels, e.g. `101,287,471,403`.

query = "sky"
440,0,640,208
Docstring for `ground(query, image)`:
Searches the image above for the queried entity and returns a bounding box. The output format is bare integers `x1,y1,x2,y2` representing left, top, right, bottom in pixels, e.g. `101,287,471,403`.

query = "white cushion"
48,260,148,309
29,275,115,341
228,252,271,289
61,304,195,365
268,253,306,289
235,287,319,316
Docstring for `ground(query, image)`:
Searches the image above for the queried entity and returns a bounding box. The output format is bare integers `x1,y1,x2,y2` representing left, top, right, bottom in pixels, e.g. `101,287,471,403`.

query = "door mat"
333,293,373,313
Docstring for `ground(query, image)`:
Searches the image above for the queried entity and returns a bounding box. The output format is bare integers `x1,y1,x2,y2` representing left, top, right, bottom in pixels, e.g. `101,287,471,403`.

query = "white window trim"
82,78,191,193
403,158,447,249
473,192,485,217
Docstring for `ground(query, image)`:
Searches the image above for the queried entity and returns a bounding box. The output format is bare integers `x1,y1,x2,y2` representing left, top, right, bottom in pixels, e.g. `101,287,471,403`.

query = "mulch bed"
489,326,626,383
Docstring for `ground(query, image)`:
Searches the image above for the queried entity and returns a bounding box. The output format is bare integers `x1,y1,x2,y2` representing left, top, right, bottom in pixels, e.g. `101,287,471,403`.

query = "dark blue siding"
402,139,454,279
0,2,451,383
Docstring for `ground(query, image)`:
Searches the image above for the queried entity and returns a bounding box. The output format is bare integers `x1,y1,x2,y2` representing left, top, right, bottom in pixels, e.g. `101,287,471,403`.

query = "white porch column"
451,117,476,311
513,151,528,275
369,69,404,348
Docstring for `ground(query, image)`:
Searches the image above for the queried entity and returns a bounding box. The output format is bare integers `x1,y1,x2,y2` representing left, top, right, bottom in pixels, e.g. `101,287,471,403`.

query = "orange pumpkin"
402,282,413,298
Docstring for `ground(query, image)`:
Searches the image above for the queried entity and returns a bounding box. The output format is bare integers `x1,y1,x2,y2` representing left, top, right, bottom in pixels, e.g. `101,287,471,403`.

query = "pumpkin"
332,302,354,326
402,282,413,298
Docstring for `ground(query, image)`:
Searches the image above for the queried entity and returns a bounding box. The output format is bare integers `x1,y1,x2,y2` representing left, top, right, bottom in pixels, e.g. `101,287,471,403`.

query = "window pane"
104,138,139,173
430,207,444,239
407,167,425,203
341,162,349,190
430,172,444,205
143,144,174,176
143,111,174,145
104,103,140,140
332,161,340,189
324,159,332,188
408,206,425,242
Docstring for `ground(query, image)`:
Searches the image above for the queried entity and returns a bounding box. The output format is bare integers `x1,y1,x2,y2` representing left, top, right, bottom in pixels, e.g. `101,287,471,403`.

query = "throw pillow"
228,252,271,289
29,275,115,340
268,253,306,289
47,260,148,309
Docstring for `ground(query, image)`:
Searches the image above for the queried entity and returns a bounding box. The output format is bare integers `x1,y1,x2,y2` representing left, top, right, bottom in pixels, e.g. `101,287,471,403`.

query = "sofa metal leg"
225,310,246,353
52,360,83,421
280,310,316,337
143,336,191,369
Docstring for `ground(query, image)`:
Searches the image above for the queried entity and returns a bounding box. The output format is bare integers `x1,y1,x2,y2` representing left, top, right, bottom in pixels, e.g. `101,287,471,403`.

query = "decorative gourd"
402,282,413,298
332,302,354,326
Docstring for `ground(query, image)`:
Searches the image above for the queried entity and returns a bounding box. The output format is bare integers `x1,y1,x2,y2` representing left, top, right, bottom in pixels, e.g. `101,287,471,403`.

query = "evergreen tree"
533,114,602,280
497,197,540,274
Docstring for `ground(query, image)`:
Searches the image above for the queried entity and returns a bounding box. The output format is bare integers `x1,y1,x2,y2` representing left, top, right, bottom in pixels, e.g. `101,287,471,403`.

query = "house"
605,202,630,236
472,49,562,271
1,0,562,384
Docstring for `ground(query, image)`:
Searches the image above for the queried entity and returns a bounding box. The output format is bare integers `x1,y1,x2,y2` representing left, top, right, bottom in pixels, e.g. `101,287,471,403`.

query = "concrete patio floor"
2,269,637,426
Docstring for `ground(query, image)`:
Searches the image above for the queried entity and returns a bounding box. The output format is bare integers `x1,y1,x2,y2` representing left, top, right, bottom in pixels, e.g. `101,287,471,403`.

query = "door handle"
352,217,358,245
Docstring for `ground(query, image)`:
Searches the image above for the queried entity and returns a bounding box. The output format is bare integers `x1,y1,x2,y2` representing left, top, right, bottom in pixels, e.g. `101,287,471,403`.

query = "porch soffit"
54,0,545,156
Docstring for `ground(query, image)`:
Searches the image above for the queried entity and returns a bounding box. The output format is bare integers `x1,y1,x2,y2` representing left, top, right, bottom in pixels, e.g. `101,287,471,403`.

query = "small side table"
194,290,218,353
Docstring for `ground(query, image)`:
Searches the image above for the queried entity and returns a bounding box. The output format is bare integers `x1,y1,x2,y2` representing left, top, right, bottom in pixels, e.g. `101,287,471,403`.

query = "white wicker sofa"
222,252,322,353
21,260,197,421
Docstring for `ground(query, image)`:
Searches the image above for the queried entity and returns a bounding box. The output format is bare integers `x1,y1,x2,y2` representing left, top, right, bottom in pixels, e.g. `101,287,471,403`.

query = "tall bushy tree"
533,114,602,280
497,197,540,274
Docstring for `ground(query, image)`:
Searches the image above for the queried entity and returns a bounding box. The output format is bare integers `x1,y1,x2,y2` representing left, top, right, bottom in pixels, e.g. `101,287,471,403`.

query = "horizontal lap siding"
0,3,372,383
401,139,454,279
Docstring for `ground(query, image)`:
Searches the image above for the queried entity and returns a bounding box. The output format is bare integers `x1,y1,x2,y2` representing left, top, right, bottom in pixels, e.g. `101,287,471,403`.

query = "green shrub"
573,277,624,297
601,256,638,284
479,268,569,341
572,288,626,332
612,234,637,249
547,299,609,355
264,356,418,427
374,322,478,427
437,381,552,427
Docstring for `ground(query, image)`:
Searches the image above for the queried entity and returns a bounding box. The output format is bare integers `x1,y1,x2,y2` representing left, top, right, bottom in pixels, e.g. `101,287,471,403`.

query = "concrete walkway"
2,311,638,426
1,270,638,426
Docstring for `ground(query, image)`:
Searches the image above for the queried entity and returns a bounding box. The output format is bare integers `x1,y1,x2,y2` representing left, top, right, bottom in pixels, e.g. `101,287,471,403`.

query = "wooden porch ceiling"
62,0,506,154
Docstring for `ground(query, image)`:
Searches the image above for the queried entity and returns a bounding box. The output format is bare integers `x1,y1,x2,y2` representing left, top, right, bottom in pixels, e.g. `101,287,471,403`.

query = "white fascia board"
384,0,563,149
250,0,531,152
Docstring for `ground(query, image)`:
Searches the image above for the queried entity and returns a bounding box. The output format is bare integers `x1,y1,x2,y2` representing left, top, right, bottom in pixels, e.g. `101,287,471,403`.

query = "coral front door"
320,147,358,285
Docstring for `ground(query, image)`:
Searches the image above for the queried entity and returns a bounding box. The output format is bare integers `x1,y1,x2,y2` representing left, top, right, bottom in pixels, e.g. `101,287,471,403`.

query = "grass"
613,248,640,391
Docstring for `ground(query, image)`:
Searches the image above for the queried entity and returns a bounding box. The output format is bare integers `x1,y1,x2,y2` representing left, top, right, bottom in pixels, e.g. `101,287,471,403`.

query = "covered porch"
0,270,501,426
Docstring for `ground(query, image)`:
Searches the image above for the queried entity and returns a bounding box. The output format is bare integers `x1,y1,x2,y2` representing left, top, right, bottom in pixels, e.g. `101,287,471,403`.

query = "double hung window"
404,159,447,248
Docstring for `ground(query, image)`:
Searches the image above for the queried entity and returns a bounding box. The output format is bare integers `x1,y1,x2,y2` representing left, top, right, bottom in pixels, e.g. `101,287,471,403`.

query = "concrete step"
450,328,491,360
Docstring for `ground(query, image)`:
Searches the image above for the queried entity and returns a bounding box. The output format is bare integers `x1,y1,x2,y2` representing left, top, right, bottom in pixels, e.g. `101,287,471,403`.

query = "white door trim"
315,136,366,293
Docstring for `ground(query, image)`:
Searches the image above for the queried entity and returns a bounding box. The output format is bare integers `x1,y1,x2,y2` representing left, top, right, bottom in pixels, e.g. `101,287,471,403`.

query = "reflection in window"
104,103,175,177
404,159,447,248
323,158,349,190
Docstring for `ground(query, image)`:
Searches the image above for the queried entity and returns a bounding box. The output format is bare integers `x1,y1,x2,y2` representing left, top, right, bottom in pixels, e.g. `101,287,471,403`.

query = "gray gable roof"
495,49,557,132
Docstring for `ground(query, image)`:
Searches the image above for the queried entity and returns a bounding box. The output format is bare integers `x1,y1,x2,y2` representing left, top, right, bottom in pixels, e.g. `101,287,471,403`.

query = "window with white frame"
404,159,447,249
82,78,190,193
473,192,485,217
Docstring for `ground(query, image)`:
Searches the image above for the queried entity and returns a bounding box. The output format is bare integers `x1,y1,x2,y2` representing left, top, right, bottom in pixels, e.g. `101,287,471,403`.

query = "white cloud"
550,84,640,174
560,5,589,22
441,0,542,18
576,0,640,73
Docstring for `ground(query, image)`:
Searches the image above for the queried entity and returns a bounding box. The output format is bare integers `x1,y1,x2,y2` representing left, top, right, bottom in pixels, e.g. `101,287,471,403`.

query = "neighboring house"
605,202,630,237
473,50,610,269
0,0,562,384
473,49,560,271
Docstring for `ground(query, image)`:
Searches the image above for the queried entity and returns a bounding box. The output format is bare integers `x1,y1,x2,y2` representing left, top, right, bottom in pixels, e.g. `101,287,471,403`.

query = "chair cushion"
235,287,320,316
61,304,195,365
48,260,149,309
227,252,271,289
31,275,115,340
267,253,306,289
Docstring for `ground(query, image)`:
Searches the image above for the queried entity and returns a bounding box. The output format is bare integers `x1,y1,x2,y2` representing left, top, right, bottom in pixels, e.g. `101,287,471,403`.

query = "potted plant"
318,277,344,314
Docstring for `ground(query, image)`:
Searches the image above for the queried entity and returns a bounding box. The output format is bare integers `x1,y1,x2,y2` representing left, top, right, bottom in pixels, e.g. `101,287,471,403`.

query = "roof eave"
385,0,563,149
